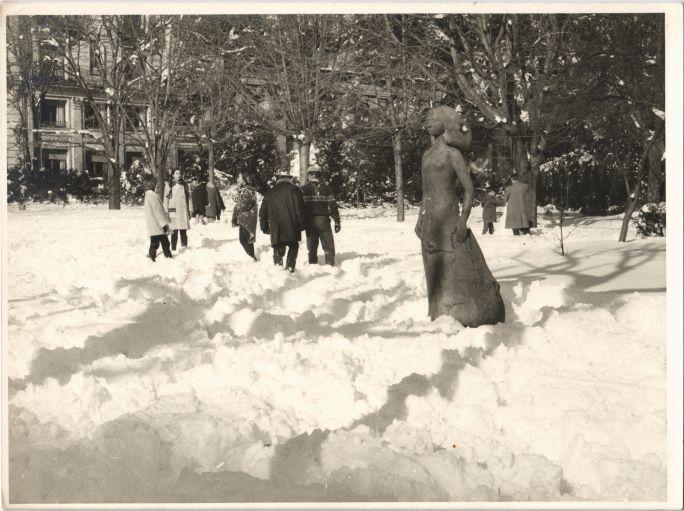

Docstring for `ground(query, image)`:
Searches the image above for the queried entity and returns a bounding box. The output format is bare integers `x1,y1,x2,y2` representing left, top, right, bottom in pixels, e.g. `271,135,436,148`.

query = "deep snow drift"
5,200,667,503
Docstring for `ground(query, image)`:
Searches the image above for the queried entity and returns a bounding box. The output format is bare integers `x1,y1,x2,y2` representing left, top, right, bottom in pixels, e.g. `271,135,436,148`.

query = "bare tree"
6,16,62,175
224,15,365,183
43,15,138,209
119,15,193,196
180,16,251,183
408,14,574,227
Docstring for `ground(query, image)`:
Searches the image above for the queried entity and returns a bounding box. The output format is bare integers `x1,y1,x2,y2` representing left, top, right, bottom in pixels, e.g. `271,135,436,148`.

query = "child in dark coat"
482,189,498,235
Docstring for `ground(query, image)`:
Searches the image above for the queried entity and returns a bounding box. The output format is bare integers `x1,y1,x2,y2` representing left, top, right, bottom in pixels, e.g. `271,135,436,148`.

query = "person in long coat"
481,189,498,235
205,181,225,222
164,169,191,251
259,173,307,272
144,176,172,261
504,175,532,235
191,179,208,223
232,171,259,261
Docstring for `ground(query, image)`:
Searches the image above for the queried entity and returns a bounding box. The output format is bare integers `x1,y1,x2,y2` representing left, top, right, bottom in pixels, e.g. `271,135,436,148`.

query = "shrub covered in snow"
7,165,30,203
121,160,150,204
632,202,666,237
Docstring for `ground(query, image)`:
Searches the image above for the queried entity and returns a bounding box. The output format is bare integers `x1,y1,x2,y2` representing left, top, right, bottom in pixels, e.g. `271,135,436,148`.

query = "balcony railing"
40,121,67,129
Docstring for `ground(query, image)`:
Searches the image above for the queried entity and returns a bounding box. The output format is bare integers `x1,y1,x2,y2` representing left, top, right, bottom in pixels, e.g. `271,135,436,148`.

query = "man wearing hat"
259,170,307,272
300,165,341,266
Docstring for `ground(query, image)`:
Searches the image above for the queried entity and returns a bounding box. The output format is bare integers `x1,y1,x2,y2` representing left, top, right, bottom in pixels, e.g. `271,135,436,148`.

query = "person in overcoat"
191,179,208,224
143,176,172,261
205,181,225,222
481,189,498,235
504,175,532,235
232,171,259,261
164,169,191,250
259,173,307,272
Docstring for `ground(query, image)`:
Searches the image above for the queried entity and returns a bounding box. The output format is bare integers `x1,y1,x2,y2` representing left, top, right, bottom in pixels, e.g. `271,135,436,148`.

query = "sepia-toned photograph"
1,2,682,508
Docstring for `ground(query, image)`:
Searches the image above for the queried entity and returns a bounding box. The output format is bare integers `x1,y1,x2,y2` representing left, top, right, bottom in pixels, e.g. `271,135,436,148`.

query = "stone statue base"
422,229,505,326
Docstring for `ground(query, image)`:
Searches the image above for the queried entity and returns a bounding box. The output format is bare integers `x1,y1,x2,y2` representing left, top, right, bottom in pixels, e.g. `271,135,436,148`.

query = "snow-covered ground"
4,200,668,503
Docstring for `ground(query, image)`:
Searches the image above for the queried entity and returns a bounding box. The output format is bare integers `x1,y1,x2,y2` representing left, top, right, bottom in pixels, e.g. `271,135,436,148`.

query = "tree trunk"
528,150,542,228
299,139,311,184
108,126,122,210
490,128,512,183
647,137,665,203
512,136,537,228
619,185,640,242
392,130,405,222
619,121,665,242
208,139,215,184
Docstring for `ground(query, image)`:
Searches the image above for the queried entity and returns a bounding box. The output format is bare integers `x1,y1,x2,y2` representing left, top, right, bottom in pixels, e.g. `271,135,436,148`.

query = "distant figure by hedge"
415,106,505,327
481,188,498,235
205,181,225,222
504,174,532,235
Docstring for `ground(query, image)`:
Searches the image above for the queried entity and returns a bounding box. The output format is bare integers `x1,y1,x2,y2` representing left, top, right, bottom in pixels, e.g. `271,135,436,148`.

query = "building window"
85,151,108,178
40,149,68,172
40,100,67,128
123,105,145,131
83,101,100,130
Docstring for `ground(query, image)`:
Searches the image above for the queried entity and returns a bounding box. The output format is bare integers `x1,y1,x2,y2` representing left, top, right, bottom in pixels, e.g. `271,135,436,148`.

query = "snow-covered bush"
632,202,666,237
7,166,30,204
121,160,150,204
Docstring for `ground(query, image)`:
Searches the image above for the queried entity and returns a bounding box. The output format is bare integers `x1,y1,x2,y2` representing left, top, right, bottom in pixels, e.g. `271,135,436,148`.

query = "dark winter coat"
300,180,341,224
504,181,531,229
191,182,208,216
259,179,306,245
206,183,225,218
232,184,258,242
482,194,498,224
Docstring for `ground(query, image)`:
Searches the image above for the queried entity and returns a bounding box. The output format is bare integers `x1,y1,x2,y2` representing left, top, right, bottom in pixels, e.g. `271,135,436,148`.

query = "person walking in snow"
504,174,532,235
481,188,498,235
191,177,208,224
164,169,191,251
232,170,259,261
300,165,341,266
259,172,307,272
144,176,172,261
205,181,225,222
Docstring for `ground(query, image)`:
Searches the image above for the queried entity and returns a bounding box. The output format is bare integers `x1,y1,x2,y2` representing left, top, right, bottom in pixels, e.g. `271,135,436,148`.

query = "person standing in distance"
300,165,341,266
143,176,172,261
504,174,532,235
259,171,307,272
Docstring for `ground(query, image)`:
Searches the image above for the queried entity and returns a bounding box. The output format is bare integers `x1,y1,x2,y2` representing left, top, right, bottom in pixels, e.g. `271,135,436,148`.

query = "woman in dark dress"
415,106,505,327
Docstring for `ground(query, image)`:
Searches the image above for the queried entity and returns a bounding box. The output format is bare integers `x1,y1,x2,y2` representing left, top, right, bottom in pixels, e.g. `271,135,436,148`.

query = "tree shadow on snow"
494,242,665,295
348,323,532,436
9,277,213,393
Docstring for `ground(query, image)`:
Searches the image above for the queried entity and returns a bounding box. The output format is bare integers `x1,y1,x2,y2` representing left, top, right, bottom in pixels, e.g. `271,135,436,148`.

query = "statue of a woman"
415,106,505,327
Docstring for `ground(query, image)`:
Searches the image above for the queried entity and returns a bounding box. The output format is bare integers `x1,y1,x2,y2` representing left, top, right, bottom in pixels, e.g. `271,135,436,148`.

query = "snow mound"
6,205,666,503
